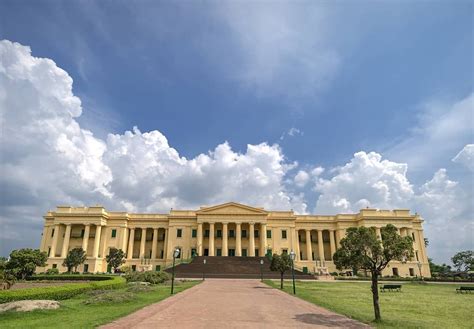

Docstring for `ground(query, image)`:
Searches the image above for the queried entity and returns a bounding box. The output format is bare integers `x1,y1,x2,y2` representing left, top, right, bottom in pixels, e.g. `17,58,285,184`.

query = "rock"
0,300,60,313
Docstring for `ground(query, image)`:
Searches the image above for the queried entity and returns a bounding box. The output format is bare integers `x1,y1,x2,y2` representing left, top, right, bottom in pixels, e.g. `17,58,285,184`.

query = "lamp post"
417,261,423,281
171,248,180,294
289,250,296,295
203,258,207,281
260,259,264,282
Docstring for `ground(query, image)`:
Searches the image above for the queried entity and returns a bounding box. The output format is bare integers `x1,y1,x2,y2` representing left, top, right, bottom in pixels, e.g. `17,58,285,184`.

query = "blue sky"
0,1,472,263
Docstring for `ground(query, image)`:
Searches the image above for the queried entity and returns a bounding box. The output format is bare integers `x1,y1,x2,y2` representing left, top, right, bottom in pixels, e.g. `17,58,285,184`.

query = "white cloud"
314,151,414,214
0,40,307,255
294,170,310,188
311,166,325,177
452,144,474,171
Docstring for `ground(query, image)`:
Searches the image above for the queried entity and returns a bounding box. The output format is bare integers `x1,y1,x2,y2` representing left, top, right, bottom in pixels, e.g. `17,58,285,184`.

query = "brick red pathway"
101,279,370,328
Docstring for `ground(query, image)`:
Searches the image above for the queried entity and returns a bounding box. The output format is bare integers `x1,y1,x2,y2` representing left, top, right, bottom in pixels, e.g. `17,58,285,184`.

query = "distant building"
39,202,430,277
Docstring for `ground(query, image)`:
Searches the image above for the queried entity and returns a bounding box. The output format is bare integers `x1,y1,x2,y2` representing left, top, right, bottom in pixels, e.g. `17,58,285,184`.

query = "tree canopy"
270,253,292,289
333,225,413,321
451,250,473,272
106,248,126,272
5,248,47,279
63,247,86,272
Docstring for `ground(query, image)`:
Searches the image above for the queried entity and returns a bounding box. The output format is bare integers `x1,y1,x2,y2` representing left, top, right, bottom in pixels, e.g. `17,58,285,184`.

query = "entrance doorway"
204,248,209,256
228,249,235,256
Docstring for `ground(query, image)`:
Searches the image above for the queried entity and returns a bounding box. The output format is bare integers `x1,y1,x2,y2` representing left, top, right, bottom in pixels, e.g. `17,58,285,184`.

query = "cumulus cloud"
314,151,414,214
0,40,307,255
452,144,474,171
294,170,310,188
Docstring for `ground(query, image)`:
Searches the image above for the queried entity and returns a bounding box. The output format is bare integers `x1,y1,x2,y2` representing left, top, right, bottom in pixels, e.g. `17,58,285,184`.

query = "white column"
375,227,382,240
164,228,170,261
197,223,203,256
249,223,255,256
329,230,336,260
127,228,135,259
236,222,242,256
291,227,300,261
335,229,342,248
209,223,215,256
317,229,325,262
260,223,267,256
151,228,158,259
61,224,72,258
121,227,129,252
417,230,428,263
50,224,60,257
101,226,110,258
306,229,312,261
82,224,91,255
222,223,228,256
139,228,146,259
93,225,102,258
40,226,48,252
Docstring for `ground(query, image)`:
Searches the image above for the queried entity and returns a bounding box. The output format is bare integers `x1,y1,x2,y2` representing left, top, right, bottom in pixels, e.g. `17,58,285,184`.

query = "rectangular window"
177,229,182,238
131,265,136,272
254,230,259,238
242,230,247,238
51,229,55,237
192,229,197,238
48,247,51,257
52,264,57,269
217,230,222,238
409,268,415,276
242,249,247,257
204,229,210,238
83,264,89,273
111,229,117,238
255,249,259,257
282,230,287,239
191,248,197,257
267,230,272,239
392,268,399,276
155,265,161,272
282,249,288,254
229,230,235,238
216,248,222,256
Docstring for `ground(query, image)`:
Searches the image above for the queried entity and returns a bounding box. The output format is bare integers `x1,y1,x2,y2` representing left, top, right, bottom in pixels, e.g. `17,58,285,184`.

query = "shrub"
45,268,59,275
124,271,170,284
0,275,125,303
83,290,136,305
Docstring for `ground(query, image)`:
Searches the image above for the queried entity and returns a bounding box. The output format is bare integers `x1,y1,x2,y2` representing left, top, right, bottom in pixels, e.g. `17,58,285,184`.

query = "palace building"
39,202,431,277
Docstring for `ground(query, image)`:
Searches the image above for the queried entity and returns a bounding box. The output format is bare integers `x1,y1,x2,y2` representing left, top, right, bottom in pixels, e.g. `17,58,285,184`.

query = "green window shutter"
111,229,117,238
192,229,197,238
267,230,272,238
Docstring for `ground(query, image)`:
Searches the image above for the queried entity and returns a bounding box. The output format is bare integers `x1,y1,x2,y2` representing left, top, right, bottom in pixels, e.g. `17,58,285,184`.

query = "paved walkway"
101,279,370,329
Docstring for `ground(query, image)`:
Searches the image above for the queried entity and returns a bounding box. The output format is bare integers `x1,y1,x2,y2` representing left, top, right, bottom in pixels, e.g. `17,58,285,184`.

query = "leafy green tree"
333,225,413,321
451,250,473,272
270,253,292,289
6,248,47,279
106,248,126,272
0,257,16,289
428,258,451,276
63,248,86,272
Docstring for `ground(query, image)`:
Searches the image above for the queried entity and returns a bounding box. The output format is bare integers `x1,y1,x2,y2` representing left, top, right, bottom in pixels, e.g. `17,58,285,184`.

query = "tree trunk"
280,272,284,289
371,271,381,321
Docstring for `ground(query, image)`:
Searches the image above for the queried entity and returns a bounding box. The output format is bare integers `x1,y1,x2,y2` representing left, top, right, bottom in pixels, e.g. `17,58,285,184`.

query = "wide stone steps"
165,256,315,279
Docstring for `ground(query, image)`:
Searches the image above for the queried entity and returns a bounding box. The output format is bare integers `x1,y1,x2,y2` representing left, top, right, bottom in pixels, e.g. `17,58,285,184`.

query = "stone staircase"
165,256,315,279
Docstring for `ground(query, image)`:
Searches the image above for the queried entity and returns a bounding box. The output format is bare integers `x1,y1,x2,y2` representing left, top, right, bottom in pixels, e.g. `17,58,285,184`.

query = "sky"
0,1,472,264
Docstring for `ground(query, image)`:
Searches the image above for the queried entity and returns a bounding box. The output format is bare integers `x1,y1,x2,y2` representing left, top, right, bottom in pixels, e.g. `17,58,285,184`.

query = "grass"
265,280,473,328
0,280,200,328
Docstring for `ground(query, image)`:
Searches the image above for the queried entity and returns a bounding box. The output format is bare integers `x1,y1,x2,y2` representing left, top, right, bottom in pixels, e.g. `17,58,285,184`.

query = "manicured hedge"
0,275,125,303
26,274,112,281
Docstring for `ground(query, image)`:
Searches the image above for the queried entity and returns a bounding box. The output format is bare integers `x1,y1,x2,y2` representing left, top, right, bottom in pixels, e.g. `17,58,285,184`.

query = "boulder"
0,300,60,313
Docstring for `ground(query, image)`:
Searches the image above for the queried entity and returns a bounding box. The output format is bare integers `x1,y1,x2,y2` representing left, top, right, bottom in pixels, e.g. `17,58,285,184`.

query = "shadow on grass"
294,313,370,328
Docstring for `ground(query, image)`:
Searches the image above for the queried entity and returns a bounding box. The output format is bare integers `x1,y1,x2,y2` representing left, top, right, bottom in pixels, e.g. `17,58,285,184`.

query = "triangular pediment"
196,202,267,215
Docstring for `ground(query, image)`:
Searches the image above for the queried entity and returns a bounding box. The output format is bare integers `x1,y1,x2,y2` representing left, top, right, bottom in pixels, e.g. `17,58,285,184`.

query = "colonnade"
196,222,267,257
296,229,337,262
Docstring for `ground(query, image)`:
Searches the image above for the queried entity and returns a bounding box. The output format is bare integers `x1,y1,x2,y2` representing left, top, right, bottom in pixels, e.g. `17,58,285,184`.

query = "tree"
106,248,126,273
63,248,86,272
0,257,16,289
451,250,473,272
428,258,451,276
270,253,292,289
6,248,47,279
333,225,413,321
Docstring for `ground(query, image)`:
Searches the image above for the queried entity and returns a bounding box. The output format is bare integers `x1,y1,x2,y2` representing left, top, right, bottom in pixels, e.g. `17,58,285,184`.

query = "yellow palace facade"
39,202,431,277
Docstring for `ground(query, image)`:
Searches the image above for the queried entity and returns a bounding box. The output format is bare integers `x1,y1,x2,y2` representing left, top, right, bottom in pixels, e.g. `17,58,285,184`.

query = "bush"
124,271,170,285
45,268,59,275
0,275,125,303
83,290,136,305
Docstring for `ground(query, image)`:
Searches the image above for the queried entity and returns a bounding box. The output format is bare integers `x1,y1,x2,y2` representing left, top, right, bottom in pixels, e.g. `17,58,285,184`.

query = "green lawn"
265,280,473,328
0,281,200,328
